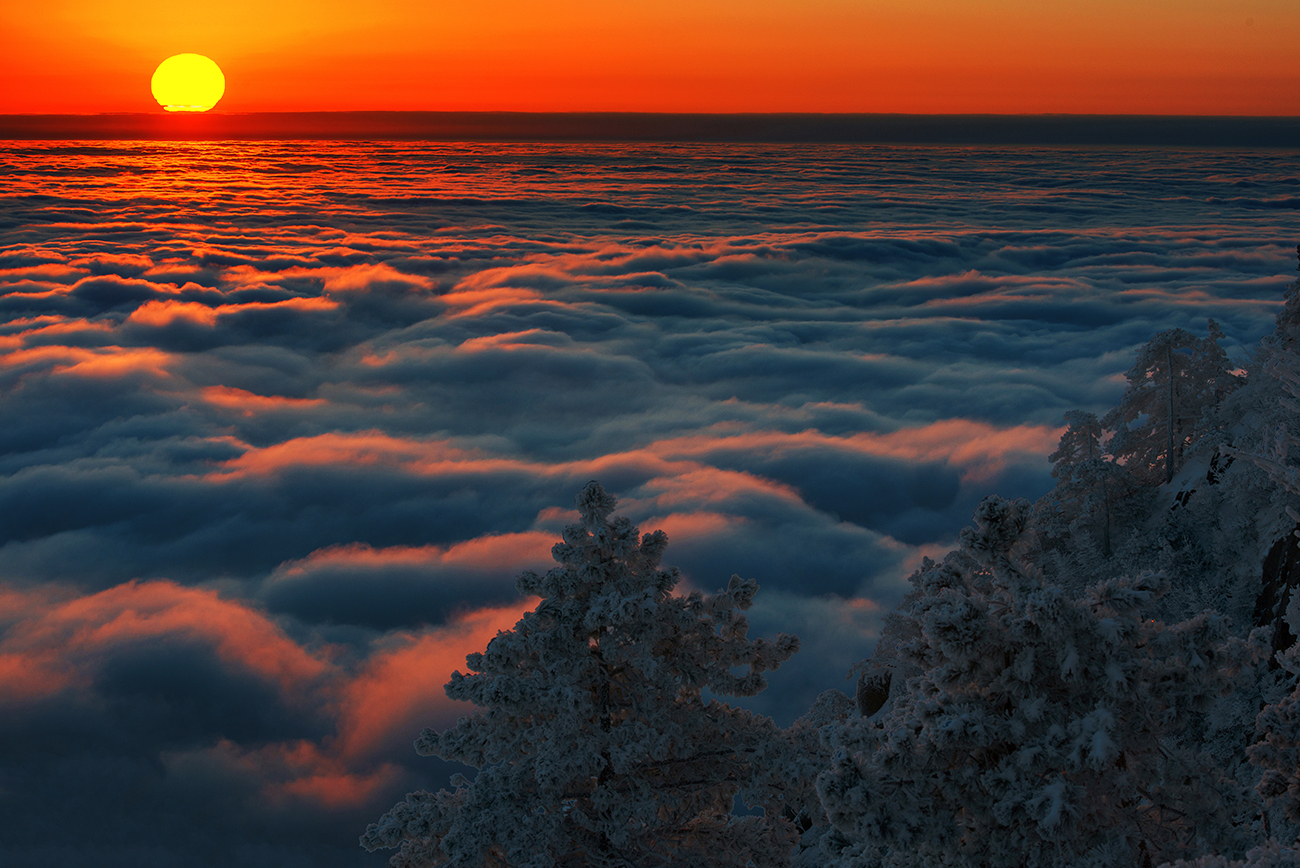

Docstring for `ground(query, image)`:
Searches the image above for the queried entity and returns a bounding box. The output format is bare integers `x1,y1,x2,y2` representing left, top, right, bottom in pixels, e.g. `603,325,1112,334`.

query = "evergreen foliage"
1233,284,1300,838
1041,409,1124,557
1103,322,1242,485
1160,840,1300,868
781,689,859,867
815,496,1258,868
1251,592,1300,827
361,248,1300,868
1230,343,1300,514
362,482,801,868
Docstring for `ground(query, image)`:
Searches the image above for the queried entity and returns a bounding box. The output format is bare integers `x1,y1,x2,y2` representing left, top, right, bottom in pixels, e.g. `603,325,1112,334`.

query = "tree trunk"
1088,432,1112,558
1101,473,1112,558
1165,343,1176,484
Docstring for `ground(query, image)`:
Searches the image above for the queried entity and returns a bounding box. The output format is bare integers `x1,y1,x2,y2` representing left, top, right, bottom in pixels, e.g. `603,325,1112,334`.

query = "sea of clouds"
1,140,1296,866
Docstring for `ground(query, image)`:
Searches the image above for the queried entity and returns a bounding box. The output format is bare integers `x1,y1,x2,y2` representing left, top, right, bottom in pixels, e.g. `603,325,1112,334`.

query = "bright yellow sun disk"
151,54,225,112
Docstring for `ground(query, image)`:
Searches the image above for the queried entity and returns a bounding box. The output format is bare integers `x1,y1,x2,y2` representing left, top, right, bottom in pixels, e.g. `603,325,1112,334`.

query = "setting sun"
150,53,225,112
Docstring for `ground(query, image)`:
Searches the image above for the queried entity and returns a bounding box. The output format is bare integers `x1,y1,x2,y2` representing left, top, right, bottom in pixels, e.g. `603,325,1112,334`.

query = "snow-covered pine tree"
1158,840,1300,868
1251,591,1300,827
1268,245,1300,346
1169,591,1300,866
816,496,1258,868
1208,252,1300,659
1229,341,1300,511
1227,263,1300,847
1039,409,1124,558
780,689,859,868
1103,322,1243,486
361,481,802,868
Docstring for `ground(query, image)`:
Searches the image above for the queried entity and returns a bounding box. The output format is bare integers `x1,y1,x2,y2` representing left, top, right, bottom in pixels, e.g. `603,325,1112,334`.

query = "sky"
1,139,1297,866
3,0,1300,114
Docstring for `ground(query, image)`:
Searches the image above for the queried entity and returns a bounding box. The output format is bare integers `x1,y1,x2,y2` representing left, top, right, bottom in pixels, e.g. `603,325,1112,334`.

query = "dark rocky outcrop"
856,671,891,717
1256,523,1300,664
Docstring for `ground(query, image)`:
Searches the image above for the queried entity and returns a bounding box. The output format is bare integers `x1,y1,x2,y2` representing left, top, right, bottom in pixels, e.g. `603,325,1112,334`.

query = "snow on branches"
1104,322,1242,486
1250,590,1300,827
1040,409,1123,558
1223,260,1300,845
816,496,1256,868
1229,344,1300,518
1239,339,1300,838
362,481,801,868
1159,840,1300,868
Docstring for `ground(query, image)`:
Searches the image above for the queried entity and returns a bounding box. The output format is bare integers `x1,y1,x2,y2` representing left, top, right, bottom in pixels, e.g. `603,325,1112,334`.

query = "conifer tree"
1250,591,1300,828
1158,840,1300,868
1230,342,1300,508
1104,322,1242,485
779,689,859,868
1041,409,1121,557
816,496,1257,868
361,481,801,868
1229,267,1300,845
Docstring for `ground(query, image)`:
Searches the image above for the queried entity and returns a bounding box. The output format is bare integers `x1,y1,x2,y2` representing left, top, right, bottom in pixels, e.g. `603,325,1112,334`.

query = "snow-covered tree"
1267,245,1300,346
1231,292,1300,839
1250,592,1300,827
361,481,802,868
816,496,1258,868
777,689,859,868
1040,409,1124,557
1158,840,1300,868
1104,322,1243,485
1230,343,1300,512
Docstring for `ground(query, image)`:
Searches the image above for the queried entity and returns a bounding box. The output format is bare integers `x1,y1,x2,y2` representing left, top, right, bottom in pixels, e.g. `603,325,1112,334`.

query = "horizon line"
9,110,1300,117
3,112,1298,145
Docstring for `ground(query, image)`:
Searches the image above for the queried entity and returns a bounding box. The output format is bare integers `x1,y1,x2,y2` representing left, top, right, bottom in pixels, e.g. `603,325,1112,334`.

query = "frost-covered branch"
362,481,802,868
816,496,1257,868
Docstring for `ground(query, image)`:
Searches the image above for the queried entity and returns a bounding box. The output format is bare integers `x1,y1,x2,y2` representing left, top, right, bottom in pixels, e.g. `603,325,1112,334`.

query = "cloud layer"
1,140,1295,865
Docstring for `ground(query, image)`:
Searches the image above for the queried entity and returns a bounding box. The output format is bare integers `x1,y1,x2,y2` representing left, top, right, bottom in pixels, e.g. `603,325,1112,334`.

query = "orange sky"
2,0,1298,114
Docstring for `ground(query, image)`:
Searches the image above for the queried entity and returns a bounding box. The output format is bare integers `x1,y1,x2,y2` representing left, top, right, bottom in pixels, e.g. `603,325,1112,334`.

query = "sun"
151,54,225,112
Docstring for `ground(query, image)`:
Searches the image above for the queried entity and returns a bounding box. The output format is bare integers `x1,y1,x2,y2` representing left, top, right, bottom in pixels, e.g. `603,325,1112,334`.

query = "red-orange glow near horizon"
1,0,1298,114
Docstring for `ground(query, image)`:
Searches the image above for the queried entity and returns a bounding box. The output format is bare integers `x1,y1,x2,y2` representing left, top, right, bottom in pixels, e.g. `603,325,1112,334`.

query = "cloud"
199,385,328,415
2,139,1296,865
0,577,537,865
739,591,887,726
0,580,330,709
259,536,555,629
330,601,538,762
